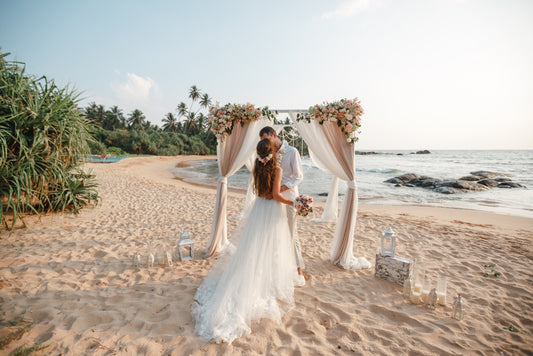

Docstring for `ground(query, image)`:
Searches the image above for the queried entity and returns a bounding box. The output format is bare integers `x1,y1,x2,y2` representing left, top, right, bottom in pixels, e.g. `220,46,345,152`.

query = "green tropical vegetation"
0,51,99,230
85,85,216,156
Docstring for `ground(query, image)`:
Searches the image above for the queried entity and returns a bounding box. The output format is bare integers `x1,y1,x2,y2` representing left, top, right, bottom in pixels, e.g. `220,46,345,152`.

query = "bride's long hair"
253,138,278,197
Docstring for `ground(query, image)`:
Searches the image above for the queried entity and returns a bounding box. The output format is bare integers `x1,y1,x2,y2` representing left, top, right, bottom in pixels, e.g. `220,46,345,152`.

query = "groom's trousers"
287,205,305,269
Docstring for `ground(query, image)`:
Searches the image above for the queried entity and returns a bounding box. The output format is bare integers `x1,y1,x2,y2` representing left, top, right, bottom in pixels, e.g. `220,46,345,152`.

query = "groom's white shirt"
277,141,303,200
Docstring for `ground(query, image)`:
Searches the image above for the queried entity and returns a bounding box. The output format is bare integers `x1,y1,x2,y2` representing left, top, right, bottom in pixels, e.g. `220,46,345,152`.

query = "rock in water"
470,171,506,178
384,171,525,194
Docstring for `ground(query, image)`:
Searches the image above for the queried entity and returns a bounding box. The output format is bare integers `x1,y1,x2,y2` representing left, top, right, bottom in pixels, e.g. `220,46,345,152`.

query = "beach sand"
1,156,532,355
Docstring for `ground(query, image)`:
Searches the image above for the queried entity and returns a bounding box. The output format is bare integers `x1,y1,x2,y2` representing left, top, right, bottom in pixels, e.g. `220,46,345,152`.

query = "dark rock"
435,187,460,194
355,151,380,155
419,178,441,187
384,171,525,194
470,171,506,179
415,150,431,154
435,180,459,188
459,175,482,181
453,181,490,191
384,173,420,185
497,182,525,188
478,179,499,187
385,178,403,185
406,176,440,187
397,153,404,156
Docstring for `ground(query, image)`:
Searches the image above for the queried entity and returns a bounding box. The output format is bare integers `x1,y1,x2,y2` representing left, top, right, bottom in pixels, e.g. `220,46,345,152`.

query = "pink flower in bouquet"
294,195,313,217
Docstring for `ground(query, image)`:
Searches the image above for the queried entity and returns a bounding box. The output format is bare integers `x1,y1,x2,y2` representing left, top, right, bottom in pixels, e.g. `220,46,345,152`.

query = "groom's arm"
282,148,303,191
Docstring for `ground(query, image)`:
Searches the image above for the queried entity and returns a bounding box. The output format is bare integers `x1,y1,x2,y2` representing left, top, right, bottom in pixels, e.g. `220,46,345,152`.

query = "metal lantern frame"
381,226,396,257
177,231,194,261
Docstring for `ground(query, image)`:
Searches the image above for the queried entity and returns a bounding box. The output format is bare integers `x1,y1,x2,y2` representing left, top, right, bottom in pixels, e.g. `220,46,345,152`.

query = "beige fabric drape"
320,123,358,265
291,113,370,270
206,120,266,257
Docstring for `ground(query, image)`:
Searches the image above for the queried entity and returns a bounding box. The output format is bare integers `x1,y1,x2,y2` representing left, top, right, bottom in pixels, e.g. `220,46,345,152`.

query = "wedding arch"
205,100,371,270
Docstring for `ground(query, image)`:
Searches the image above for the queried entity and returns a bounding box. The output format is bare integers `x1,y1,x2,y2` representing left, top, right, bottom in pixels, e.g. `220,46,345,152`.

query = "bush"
89,139,107,154
0,51,99,229
107,146,126,156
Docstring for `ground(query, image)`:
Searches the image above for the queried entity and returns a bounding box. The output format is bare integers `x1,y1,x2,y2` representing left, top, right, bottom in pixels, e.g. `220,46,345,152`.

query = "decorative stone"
375,254,414,286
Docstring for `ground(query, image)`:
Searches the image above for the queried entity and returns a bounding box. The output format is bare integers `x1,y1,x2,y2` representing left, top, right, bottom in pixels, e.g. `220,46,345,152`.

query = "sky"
1,0,532,150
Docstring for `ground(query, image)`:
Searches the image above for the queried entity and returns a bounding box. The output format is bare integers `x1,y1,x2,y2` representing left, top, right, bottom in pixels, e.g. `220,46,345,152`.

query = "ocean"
169,150,533,218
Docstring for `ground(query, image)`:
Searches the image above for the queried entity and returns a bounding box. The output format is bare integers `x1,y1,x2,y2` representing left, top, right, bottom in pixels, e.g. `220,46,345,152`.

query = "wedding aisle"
0,156,531,355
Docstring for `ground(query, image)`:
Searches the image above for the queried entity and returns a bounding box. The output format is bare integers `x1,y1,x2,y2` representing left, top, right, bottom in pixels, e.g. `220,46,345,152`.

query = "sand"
1,156,532,355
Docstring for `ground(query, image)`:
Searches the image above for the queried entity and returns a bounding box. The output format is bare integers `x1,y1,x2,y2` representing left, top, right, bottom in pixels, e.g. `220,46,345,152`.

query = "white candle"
414,283,422,294
421,289,430,304
437,292,446,305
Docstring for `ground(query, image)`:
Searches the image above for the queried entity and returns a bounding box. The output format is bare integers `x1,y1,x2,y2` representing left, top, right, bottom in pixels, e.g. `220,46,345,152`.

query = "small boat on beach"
84,155,128,163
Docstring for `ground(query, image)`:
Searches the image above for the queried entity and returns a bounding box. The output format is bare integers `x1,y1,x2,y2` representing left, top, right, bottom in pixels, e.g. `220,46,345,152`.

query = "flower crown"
258,153,273,165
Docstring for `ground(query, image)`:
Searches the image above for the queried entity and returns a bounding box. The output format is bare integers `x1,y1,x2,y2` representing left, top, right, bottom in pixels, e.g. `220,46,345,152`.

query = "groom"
259,126,305,287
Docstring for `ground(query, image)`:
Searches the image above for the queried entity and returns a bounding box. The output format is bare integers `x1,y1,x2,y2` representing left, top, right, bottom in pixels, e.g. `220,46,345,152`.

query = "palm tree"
199,93,211,109
196,112,208,133
128,109,146,130
162,112,178,132
176,102,187,117
189,85,200,102
176,85,211,136
104,105,125,130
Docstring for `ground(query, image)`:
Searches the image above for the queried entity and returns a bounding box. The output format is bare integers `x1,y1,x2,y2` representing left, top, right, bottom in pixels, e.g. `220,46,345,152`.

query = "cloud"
110,72,156,105
322,0,381,20
106,72,168,125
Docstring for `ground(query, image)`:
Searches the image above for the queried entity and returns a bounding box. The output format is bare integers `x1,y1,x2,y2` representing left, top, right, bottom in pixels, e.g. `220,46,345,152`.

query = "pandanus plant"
0,51,99,230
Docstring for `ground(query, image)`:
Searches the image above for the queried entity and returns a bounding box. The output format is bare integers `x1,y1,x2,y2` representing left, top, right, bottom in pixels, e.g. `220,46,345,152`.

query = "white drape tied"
290,113,370,270
206,119,270,258
218,176,228,184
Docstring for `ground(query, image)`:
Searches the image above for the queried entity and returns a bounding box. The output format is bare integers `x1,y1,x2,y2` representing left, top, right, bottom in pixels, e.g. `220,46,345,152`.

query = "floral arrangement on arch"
208,103,275,141
296,98,363,144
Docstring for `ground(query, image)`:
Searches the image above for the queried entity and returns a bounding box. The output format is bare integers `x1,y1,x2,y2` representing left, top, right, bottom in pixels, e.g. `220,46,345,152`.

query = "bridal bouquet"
208,103,275,141
294,195,313,217
296,98,363,144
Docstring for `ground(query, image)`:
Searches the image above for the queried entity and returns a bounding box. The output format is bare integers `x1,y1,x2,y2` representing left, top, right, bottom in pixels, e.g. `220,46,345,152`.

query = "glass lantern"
146,252,155,268
403,276,413,298
153,241,169,266
381,227,396,257
413,256,425,295
452,294,464,321
176,231,194,261
426,288,438,310
165,251,173,267
437,275,447,305
421,275,431,304
132,253,141,268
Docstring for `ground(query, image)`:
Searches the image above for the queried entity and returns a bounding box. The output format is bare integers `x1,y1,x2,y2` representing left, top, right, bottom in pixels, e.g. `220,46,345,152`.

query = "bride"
192,138,297,344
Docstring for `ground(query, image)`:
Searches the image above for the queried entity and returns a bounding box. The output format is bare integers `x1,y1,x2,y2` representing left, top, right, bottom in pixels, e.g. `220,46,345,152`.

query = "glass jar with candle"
437,275,447,305
403,276,413,298
421,275,431,304
413,256,425,295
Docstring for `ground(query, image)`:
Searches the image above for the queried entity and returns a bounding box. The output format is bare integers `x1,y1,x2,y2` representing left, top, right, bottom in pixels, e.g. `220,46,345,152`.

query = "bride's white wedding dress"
192,197,297,344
